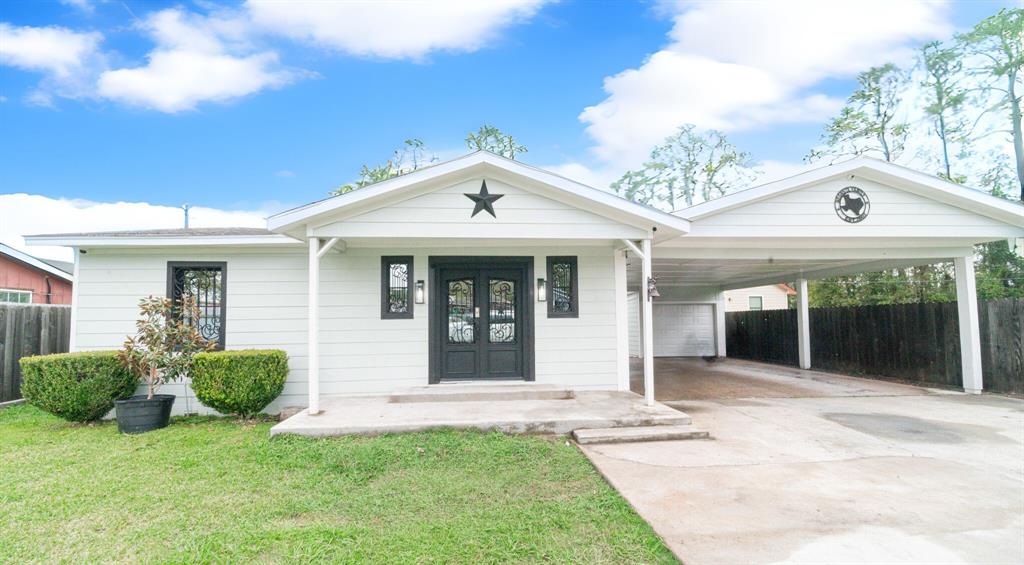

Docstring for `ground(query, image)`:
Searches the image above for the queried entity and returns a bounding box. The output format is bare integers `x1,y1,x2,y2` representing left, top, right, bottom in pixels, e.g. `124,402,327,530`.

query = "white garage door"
653,303,716,357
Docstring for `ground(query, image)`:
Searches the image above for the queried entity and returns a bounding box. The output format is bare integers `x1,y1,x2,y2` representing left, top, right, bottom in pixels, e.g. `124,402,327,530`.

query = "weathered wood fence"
0,304,71,402
726,299,1024,395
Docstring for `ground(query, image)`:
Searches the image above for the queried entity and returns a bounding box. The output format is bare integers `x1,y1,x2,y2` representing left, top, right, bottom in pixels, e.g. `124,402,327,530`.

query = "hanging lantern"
647,276,660,300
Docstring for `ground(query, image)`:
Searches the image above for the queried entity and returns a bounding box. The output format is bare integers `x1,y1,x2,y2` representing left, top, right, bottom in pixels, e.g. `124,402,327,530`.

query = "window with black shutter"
381,256,414,319
546,256,578,318
167,262,226,349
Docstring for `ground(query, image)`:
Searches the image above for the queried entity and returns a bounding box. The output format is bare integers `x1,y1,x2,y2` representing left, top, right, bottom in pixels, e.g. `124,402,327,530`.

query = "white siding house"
27,152,1024,413
724,284,794,312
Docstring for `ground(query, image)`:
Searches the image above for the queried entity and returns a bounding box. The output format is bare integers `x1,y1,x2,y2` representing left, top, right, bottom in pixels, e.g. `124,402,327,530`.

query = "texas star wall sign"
834,186,870,223
465,179,504,218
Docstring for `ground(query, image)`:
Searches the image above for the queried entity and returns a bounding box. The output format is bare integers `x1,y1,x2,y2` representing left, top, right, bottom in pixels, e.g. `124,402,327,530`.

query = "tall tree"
614,124,757,210
960,8,1024,201
809,64,910,163
920,40,970,181
465,125,527,159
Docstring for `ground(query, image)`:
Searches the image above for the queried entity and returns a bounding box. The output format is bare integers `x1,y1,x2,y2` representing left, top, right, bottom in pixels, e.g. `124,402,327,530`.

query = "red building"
0,243,74,305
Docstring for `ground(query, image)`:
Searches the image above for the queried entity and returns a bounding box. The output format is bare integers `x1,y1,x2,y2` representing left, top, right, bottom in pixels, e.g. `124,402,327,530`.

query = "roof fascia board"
24,235,300,247
0,244,74,281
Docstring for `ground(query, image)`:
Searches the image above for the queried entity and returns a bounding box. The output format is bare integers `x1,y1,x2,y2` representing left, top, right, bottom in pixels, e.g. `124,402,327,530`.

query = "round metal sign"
834,186,870,223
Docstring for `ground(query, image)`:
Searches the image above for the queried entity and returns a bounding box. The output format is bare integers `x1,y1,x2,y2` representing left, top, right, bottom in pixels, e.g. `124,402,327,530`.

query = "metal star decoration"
464,179,504,218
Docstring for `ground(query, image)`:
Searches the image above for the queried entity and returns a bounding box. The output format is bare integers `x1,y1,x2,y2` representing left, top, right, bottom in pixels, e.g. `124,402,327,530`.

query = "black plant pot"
115,394,175,434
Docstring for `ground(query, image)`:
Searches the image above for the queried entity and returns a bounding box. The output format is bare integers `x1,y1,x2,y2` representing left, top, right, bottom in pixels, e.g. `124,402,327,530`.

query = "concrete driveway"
583,358,1024,564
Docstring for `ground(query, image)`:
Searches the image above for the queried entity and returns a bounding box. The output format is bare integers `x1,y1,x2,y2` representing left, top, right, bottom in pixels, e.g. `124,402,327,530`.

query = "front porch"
271,384,691,437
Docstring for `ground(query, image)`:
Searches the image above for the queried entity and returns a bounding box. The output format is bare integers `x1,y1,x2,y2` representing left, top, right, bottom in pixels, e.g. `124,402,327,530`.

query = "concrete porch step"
389,383,574,403
572,424,710,445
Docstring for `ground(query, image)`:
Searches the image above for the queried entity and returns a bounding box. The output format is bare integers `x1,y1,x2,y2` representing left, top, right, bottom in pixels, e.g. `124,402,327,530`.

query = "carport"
624,157,1024,403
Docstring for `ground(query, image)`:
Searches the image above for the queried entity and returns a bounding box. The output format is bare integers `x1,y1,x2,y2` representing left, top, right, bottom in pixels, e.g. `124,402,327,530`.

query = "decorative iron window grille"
167,262,226,349
488,279,516,343
381,256,414,319
546,256,579,318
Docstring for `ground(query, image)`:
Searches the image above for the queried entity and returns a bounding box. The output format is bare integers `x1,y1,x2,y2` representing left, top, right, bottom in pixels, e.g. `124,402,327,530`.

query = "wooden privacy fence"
0,304,71,402
726,299,1024,395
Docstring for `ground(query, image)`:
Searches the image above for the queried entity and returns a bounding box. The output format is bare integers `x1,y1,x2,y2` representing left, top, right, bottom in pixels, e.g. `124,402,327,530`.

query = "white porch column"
715,291,727,358
614,249,630,391
307,238,321,415
641,238,655,406
954,255,983,394
796,278,811,370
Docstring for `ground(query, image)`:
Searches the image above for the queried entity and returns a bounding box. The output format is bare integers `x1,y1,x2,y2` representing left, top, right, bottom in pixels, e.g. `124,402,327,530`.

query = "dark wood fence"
726,299,1023,395
0,304,71,402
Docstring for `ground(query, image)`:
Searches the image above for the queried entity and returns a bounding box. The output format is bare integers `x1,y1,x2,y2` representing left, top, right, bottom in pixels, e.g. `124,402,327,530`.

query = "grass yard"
0,405,675,564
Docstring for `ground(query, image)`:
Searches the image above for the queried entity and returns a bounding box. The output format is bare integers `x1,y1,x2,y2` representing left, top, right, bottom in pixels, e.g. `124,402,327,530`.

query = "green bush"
191,349,288,417
19,351,137,422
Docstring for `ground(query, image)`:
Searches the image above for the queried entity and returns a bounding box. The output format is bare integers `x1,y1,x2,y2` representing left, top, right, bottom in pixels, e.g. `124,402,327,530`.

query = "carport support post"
641,238,655,406
796,278,811,370
954,255,983,394
308,237,321,415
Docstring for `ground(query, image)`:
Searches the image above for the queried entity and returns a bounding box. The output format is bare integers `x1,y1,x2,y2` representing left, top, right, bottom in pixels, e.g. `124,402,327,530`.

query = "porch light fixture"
537,278,547,301
415,280,425,304
647,276,660,300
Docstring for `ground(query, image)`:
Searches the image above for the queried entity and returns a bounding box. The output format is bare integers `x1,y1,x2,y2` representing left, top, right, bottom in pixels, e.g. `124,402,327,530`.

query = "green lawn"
0,405,675,564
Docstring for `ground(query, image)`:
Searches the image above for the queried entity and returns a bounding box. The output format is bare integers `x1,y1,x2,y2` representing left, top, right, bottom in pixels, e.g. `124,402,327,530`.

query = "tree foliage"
465,124,527,159
331,126,527,196
920,40,970,181
809,64,910,163
612,124,757,210
959,8,1024,201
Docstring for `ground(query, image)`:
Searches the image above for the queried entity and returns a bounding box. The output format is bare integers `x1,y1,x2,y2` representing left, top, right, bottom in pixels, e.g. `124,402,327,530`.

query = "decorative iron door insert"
431,259,531,382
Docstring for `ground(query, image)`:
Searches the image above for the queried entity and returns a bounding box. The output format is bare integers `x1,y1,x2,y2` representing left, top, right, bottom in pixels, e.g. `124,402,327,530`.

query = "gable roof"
676,156,1024,228
267,151,691,239
0,243,74,281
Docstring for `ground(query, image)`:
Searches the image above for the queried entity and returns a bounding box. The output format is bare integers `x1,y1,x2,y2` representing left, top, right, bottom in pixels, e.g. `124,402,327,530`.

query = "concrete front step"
389,383,574,403
572,424,710,445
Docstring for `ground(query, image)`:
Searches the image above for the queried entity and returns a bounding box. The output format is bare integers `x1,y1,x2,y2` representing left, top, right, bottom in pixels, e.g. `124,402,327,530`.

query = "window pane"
551,262,573,313
387,262,409,313
749,296,763,311
447,279,474,344
489,279,515,343
171,266,224,347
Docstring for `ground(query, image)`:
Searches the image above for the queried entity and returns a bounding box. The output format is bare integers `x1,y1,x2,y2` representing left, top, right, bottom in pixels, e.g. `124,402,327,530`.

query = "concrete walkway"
587,359,1024,564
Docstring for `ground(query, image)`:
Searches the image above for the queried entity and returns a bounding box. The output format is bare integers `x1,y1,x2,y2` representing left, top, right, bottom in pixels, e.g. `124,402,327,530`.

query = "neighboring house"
0,243,74,305
25,152,1024,414
724,284,795,312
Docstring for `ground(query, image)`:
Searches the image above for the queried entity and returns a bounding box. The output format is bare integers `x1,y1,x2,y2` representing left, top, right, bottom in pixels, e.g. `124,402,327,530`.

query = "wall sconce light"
537,278,547,302
415,280,425,304
647,276,660,301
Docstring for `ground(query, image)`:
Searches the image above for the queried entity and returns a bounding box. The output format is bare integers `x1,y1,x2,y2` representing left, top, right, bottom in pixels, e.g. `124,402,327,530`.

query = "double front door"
432,259,531,381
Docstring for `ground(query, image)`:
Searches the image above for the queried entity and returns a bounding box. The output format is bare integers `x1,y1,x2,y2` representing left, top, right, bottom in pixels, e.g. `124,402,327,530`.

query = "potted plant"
115,295,213,433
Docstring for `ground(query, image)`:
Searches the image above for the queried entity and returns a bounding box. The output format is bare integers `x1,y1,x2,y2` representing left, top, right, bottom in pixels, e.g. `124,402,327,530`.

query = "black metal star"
464,179,504,218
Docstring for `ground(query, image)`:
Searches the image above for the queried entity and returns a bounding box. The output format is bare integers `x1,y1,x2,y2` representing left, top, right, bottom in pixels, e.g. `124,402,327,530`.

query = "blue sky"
0,0,1017,258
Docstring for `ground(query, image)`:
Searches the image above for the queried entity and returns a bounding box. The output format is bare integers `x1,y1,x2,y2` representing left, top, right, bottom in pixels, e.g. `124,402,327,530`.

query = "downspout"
44,276,52,304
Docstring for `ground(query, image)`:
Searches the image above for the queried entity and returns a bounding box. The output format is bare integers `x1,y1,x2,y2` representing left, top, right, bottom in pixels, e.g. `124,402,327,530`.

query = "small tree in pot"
115,296,214,433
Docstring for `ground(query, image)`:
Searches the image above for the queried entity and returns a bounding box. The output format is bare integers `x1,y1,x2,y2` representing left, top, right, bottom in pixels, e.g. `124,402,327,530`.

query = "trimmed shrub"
20,351,138,422
191,349,288,417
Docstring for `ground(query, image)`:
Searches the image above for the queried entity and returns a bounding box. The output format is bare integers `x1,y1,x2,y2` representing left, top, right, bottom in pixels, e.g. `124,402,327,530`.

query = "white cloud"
96,8,301,113
0,193,268,262
0,23,102,78
579,0,953,167
245,0,548,60
0,23,105,102
59,0,94,15
275,170,295,178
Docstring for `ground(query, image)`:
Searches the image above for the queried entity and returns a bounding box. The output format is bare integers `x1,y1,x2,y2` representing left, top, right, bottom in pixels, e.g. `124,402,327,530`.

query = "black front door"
431,258,532,382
